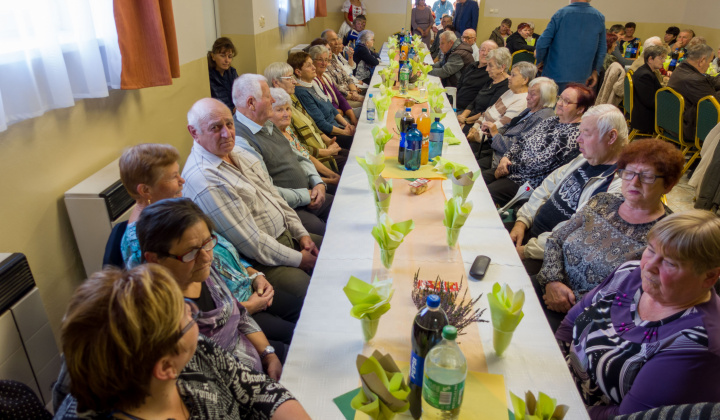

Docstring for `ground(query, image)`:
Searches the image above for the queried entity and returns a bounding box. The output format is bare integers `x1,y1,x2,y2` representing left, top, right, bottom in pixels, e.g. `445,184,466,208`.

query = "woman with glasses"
207,37,239,111
308,45,359,125
137,198,300,380
54,264,310,419
535,139,684,331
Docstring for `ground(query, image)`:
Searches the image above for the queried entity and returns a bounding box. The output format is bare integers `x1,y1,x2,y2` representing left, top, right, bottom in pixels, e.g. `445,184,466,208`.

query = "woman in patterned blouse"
555,210,720,419
54,264,310,419
536,139,684,331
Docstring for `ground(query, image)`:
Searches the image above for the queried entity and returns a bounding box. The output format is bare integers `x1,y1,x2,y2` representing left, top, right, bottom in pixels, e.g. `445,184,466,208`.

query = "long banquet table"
280,43,589,419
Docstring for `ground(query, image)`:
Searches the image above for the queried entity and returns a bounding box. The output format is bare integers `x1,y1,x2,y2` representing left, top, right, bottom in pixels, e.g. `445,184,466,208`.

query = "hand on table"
543,282,576,313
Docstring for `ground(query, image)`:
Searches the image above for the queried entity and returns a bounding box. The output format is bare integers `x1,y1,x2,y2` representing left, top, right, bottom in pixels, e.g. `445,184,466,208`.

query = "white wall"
174,0,211,64
481,0,688,22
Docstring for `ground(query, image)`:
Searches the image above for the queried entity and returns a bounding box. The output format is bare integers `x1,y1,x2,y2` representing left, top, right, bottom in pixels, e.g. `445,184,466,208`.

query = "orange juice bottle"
417,108,431,165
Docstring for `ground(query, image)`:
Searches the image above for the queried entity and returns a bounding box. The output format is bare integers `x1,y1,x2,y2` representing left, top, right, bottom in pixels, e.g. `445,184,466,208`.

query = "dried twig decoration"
412,269,487,335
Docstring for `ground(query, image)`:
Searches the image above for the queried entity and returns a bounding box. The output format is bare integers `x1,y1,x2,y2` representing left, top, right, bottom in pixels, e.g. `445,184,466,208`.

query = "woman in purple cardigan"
556,210,720,419
308,45,359,125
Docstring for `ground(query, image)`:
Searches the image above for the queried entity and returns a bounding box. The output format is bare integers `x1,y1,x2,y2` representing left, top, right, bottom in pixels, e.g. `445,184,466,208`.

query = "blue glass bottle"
398,132,407,166
404,124,422,171
429,117,445,160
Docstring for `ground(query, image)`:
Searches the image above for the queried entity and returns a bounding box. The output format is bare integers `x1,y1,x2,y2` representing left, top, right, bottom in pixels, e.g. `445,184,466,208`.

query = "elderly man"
453,0,478,35
182,98,320,299
429,31,475,87
509,105,626,275
231,74,333,237
429,14,455,61
535,0,606,91
321,29,364,107
455,40,498,110
667,44,720,143
461,29,480,61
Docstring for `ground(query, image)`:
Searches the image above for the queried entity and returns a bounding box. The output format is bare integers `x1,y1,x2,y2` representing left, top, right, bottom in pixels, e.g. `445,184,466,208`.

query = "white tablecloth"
280,43,589,420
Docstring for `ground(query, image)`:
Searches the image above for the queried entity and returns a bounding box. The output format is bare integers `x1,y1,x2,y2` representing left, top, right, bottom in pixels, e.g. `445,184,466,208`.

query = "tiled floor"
665,173,696,212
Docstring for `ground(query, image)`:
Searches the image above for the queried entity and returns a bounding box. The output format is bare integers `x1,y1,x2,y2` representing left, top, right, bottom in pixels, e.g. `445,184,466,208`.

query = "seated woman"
631,45,667,135
269,88,341,194
207,37,239,111
353,29,380,85
536,139,683,331
485,83,593,206
481,77,557,171
289,51,355,150
54,264,309,419
505,22,535,54
457,48,511,131
556,210,720,419
308,45,359,125
466,61,536,160
137,198,302,373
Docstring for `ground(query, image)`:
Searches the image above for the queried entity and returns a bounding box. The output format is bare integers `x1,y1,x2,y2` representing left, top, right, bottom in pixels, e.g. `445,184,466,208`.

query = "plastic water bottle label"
409,350,425,387
367,108,375,122
422,375,464,410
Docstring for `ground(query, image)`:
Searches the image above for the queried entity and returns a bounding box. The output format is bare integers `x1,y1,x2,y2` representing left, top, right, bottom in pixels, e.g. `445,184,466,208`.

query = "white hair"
187,98,228,133
440,30,457,43
643,36,662,50
232,74,267,109
358,30,374,44
487,47,511,70
307,45,330,60
529,77,558,108
512,61,537,84
320,29,334,40
583,104,629,145
270,88,291,108
264,62,293,86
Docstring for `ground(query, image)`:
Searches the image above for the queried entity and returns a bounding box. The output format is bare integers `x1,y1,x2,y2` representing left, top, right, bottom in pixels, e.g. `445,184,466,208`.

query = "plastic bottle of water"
367,94,375,123
422,325,467,420
408,295,449,419
399,62,410,95
404,124,422,171
429,117,445,160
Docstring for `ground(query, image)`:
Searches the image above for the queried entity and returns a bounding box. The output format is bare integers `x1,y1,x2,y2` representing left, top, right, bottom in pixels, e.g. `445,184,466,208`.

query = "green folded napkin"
487,283,525,356
430,112,447,123
374,176,393,208
350,351,410,420
416,48,430,63
357,151,386,189
372,94,392,122
388,49,397,62
444,128,460,145
372,126,393,155
431,156,469,178
371,213,415,269
388,60,399,71
443,196,473,247
417,63,433,80
510,391,569,420
387,37,398,48
427,82,447,97
343,275,394,341
451,170,480,202
428,94,444,115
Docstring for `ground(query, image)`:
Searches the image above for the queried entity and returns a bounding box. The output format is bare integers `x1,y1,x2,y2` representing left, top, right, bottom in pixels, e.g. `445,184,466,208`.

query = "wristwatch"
260,345,276,360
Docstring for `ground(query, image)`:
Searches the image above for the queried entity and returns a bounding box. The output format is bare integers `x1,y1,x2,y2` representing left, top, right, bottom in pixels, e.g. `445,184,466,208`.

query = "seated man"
489,18,512,47
429,15,454,61
461,29,480,61
182,98,320,299
509,105,626,275
667,43,720,143
455,39,497,110
322,29,364,107
669,29,694,60
428,30,475,87
231,74,333,237
343,14,366,49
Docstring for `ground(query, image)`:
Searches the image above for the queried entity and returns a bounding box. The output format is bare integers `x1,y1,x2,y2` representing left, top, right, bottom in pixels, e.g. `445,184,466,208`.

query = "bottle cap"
426,294,440,308
406,107,412,112
435,117,440,122
369,93,373,98
442,325,458,340
422,108,427,112
411,123,417,129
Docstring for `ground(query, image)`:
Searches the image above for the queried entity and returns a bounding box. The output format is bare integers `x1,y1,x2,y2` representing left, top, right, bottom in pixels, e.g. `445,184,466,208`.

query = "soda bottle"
408,294,449,419
401,107,415,134
668,49,679,72
398,132,407,166
367,93,375,123
399,62,410,95
429,117,445,160
422,326,467,420
404,124,422,171
417,109,431,165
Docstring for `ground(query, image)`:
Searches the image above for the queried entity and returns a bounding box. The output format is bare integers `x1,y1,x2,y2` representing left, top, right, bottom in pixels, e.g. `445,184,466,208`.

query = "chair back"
696,95,720,149
623,72,633,121
655,87,685,148
510,50,535,69
102,220,128,269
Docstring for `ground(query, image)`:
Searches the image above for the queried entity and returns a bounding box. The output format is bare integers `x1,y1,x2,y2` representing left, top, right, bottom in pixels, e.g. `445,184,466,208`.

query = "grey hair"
643,45,667,62
440,30,457,43
686,43,714,61
264,62,293,86
582,104,629,145
187,98,228,133
358,30,374,44
320,29,334,40
308,45,330,60
441,14,453,22
487,47,511,71
512,61,537,84
643,36,662,50
527,21,535,30
529,77,558,108
232,74,267,109
270,88,291,108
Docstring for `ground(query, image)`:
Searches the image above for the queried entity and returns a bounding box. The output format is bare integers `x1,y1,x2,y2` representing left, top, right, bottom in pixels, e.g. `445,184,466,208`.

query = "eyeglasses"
180,299,200,337
617,169,665,184
164,235,217,263
461,36,475,40
556,96,577,105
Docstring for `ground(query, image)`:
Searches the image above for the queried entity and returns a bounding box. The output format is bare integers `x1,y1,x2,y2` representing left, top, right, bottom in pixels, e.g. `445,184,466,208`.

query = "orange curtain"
113,0,180,89
315,0,327,17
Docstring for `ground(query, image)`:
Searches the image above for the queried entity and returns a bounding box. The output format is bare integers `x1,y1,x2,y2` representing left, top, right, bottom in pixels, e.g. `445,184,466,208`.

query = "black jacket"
667,62,720,141
456,63,490,110
505,32,535,54
630,63,662,133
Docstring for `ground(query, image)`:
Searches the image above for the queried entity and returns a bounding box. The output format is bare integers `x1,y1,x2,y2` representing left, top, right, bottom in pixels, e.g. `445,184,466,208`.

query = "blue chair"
102,221,128,269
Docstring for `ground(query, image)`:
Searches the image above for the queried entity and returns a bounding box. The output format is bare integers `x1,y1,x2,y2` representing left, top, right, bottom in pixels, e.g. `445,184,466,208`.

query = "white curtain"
282,0,314,26
0,0,121,133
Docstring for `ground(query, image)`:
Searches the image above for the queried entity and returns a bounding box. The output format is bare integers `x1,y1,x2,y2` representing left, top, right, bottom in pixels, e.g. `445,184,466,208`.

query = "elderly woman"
308,45,359,125
138,198,302,376
411,0,433,47
270,88,340,193
505,22,535,53
353,29,380,85
631,45,667,134
53,265,309,419
457,48,511,130
485,83,594,205
264,61,347,173
289,52,355,149
556,210,720,419
536,139,684,331
207,37,239,111
479,77,557,171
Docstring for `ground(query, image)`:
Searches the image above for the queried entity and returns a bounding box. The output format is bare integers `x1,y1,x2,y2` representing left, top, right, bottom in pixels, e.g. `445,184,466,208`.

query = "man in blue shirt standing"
453,0,478,34
535,0,605,92
432,0,453,26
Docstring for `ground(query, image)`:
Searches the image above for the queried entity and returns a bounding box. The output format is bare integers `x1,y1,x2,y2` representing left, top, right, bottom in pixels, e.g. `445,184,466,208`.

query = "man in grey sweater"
232,74,333,236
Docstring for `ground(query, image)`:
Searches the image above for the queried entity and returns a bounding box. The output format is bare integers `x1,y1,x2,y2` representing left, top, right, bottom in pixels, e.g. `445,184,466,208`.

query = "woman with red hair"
506,22,535,54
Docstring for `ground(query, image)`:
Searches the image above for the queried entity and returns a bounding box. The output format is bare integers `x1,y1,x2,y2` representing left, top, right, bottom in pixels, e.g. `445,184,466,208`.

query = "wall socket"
259,15,265,28
490,8,499,14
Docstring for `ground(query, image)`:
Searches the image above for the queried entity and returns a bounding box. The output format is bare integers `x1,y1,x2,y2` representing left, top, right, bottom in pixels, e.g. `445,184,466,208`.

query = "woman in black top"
506,23,535,54
353,30,380,85
457,48,511,135
631,45,666,134
207,37,239,112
